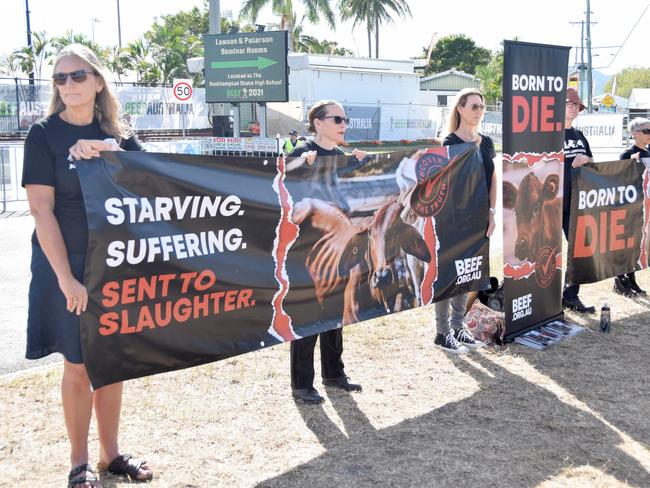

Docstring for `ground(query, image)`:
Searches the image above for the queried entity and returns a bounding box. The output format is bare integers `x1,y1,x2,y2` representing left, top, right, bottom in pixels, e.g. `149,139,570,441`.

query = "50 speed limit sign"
172,79,193,104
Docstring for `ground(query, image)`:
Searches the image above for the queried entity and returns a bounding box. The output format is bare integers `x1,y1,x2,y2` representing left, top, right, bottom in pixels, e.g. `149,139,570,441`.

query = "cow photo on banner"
502,41,570,338
567,159,650,284
78,146,489,388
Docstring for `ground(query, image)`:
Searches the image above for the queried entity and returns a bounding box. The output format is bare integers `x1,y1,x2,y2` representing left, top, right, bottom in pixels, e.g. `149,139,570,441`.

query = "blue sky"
2,0,648,76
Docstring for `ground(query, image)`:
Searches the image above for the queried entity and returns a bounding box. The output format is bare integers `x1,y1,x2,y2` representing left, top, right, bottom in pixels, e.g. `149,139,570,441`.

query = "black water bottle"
600,304,611,333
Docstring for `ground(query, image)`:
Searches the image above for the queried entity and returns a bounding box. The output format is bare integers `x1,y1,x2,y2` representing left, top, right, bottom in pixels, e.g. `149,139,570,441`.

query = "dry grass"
1,266,650,487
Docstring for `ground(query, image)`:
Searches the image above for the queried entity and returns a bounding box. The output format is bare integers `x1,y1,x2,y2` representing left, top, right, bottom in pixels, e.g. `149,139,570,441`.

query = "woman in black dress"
22,44,152,487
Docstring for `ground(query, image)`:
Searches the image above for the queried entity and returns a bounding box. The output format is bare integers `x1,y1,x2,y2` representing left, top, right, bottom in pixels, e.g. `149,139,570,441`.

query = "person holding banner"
562,88,596,313
435,88,496,353
287,100,366,404
21,44,152,487
614,117,650,296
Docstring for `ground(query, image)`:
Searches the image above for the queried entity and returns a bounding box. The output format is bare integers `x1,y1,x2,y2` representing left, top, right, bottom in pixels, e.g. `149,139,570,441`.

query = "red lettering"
122,278,137,304
194,270,216,291
237,289,253,308
179,272,197,293
512,96,529,133
540,96,555,131
102,281,120,307
610,209,626,251
574,215,597,258
531,96,538,132
136,306,156,332
99,312,119,335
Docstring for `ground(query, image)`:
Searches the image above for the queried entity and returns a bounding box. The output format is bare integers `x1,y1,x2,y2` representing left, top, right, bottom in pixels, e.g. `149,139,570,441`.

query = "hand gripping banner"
502,41,570,338
78,145,488,388
567,159,650,284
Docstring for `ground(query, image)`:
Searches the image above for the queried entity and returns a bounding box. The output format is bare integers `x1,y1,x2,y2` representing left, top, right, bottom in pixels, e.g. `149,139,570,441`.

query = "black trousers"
290,328,345,389
562,212,580,299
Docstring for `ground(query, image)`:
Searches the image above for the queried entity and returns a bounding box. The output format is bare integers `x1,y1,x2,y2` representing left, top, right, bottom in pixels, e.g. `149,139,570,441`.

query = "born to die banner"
78,145,489,388
567,159,650,284
502,41,569,338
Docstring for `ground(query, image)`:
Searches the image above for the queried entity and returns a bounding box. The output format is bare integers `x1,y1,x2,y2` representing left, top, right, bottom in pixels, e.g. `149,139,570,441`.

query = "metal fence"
0,143,26,212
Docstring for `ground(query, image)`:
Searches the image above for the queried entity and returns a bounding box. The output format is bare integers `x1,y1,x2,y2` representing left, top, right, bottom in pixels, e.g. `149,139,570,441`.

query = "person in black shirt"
562,88,596,314
614,117,650,296
22,44,152,487
434,88,495,353
287,100,366,405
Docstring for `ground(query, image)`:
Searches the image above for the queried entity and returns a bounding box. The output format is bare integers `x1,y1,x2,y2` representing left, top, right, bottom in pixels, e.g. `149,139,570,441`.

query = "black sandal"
68,463,99,488
106,453,153,481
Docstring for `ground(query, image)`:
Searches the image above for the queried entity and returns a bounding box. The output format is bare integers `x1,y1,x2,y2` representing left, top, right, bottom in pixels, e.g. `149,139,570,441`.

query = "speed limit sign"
172,79,193,104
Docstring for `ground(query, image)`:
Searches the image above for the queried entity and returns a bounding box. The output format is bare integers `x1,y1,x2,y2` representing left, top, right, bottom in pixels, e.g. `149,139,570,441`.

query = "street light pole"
117,0,122,48
25,0,34,85
91,17,101,45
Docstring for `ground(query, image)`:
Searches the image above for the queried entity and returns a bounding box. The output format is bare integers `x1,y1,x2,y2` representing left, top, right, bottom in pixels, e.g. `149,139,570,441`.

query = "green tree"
604,67,650,98
240,0,336,51
13,31,52,80
338,0,410,58
145,23,198,84
475,51,503,105
423,34,491,76
296,35,353,55
105,46,131,82
125,38,159,85
0,52,22,77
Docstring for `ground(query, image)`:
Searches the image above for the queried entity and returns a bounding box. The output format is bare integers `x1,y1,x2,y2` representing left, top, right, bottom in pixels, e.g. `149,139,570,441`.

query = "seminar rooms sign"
204,31,288,103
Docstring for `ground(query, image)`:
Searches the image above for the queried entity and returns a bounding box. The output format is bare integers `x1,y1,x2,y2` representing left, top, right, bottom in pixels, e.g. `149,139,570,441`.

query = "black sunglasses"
636,128,650,135
321,115,350,125
52,69,96,85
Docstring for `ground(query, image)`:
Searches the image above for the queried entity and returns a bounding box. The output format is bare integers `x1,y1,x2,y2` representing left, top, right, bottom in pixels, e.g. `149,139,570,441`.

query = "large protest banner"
78,145,489,388
502,41,569,338
567,159,650,284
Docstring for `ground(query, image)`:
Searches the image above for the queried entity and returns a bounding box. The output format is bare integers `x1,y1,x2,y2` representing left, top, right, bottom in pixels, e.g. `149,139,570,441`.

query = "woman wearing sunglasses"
614,117,650,297
21,44,151,487
433,88,496,353
286,100,365,404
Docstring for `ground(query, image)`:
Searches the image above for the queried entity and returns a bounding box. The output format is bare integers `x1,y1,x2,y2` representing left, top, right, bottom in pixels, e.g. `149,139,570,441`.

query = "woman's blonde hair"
445,88,485,135
48,44,131,142
306,100,344,134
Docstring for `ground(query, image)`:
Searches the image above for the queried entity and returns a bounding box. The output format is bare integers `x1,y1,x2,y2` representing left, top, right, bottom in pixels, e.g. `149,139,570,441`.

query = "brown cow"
291,198,368,326
503,173,561,262
340,201,431,313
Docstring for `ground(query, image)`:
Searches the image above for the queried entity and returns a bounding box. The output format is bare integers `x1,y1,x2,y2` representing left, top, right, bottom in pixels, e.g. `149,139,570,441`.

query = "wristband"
489,208,496,215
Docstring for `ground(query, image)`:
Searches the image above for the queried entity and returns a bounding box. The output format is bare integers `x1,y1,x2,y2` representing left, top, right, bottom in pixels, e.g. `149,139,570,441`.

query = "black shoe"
291,387,325,404
627,274,647,295
322,376,362,392
561,296,596,314
613,276,635,297
433,331,469,354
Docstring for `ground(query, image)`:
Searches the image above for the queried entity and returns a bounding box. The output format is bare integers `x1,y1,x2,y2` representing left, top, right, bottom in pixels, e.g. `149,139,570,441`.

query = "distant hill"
593,70,611,95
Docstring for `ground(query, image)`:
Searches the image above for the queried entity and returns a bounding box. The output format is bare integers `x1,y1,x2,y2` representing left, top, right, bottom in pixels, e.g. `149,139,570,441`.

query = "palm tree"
14,31,52,80
338,0,411,58
145,22,203,84
240,0,336,51
0,52,23,77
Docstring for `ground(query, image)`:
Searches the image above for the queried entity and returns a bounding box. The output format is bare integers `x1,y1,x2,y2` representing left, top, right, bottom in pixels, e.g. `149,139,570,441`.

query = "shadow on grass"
257,347,650,488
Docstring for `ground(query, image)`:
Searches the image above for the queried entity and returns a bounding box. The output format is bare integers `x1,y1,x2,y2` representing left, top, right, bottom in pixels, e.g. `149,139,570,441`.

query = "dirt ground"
1,264,649,487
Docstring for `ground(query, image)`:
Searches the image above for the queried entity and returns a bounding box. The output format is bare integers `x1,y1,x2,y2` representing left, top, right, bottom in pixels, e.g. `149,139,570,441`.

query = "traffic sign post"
172,79,194,104
203,31,288,103
172,79,193,137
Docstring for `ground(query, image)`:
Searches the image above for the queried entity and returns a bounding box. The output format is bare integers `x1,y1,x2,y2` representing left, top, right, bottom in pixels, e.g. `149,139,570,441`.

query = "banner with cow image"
502,41,570,338
567,159,650,284
78,145,489,388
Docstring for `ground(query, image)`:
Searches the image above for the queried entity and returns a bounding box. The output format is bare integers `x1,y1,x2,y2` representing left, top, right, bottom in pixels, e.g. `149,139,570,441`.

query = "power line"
599,2,650,69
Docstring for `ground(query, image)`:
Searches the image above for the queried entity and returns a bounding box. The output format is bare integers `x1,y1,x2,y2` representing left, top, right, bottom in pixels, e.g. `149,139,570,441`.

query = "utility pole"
580,21,585,103
586,0,593,113
209,0,221,34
